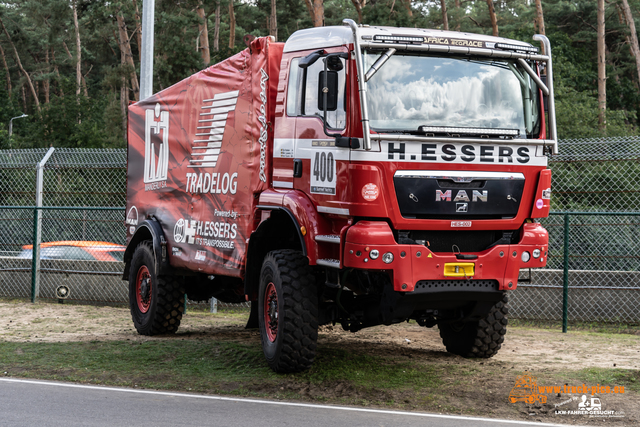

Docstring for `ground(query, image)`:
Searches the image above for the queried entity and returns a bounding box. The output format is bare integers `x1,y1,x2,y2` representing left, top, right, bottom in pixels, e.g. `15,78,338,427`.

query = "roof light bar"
418,126,520,137
373,35,424,44
495,43,539,53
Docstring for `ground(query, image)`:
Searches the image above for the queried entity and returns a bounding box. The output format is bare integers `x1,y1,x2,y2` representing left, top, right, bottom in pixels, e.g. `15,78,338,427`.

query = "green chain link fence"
0,139,639,324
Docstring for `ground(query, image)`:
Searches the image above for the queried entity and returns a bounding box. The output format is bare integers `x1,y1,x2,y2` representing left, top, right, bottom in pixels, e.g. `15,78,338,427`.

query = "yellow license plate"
443,262,475,277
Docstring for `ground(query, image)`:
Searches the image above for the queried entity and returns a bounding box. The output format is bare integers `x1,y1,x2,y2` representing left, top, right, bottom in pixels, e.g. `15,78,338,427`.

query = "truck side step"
316,258,341,269
315,235,341,244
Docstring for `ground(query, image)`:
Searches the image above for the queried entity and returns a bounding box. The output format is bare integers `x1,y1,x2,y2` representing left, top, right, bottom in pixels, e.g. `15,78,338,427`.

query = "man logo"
144,103,169,183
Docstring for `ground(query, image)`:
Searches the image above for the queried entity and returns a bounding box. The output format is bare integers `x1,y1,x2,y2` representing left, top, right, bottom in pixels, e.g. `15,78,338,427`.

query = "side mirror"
299,50,323,69
318,71,338,111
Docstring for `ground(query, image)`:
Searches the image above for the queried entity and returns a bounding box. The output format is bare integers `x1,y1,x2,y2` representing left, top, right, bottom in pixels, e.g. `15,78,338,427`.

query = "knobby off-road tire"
258,249,318,373
438,294,509,358
128,241,185,335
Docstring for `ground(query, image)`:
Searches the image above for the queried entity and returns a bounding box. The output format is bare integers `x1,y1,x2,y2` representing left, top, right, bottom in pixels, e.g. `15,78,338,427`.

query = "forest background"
0,0,638,149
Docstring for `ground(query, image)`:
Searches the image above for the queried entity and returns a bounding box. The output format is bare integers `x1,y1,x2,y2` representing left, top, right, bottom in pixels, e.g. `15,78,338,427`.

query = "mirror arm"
517,58,549,96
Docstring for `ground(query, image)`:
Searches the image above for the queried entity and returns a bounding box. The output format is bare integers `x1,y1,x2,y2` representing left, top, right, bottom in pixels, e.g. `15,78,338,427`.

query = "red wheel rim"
136,265,152,313
264,282,278,342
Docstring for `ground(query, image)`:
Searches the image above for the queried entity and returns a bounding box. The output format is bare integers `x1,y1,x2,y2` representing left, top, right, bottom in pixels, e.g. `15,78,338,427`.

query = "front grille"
402,229,518,252
413,279,499,294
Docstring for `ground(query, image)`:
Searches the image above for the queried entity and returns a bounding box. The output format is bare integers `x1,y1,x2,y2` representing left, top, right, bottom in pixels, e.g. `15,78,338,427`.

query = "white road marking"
0,378,580,427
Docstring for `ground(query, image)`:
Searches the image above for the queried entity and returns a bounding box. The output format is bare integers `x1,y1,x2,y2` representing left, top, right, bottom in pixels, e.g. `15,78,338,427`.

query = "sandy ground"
1,301,638,425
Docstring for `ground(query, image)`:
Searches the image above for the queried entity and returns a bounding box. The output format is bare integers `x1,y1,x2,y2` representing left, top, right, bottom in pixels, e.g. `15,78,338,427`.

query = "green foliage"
0,0,638,146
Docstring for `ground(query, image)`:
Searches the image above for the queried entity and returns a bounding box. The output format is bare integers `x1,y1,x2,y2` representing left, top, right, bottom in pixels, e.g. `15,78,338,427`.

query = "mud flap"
245,300,259,329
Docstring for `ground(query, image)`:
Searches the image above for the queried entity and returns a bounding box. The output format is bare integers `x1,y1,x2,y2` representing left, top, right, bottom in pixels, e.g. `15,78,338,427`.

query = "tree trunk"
0,17,40,112
228,0,236,49
270,0,277,40
486,0,498,36
197,2,211,65
350,0,365,23
121,83,129,142
597,0,606,130
213,2,220,52
73,0,82,97
455,0,461,31
0,44,11,97
116,12,140,101
619,0,640,89
44,48,50,103
303,0,324,27
534,0,545,35
132,0,143,63
441,0,448,31
401,0,413,17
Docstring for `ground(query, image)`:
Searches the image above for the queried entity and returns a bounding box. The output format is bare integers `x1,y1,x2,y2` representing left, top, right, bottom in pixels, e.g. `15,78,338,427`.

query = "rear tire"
258,249,318,373
438,294,508,358
128,241,184,335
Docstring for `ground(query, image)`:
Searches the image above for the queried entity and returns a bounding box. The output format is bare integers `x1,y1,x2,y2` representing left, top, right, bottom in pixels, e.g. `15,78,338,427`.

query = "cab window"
286,56,346,130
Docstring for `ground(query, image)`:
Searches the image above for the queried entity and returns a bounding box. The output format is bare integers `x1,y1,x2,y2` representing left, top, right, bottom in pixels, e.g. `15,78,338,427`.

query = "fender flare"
244,205,306,299
123,218,171,280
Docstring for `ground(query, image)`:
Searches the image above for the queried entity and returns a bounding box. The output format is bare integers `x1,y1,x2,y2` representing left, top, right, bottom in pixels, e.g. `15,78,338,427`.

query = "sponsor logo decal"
195,250,207,261
172,247,182,256
185,172,238,195
536,199,544,209
144,103,170,187
424,36,486,48
174,218,237,250
542,188,551,199
173,218,196,244
362,183,379,202
193,90,240,168
258,68,269,183
387,142,531,164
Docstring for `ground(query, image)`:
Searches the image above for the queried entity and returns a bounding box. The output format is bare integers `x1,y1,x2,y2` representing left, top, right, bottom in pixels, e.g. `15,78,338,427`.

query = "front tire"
438,294,508,358
258,249,318,373
128,241,185,335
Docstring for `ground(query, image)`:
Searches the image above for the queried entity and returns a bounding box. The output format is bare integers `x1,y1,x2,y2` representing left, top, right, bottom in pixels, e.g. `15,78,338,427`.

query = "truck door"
279,49,350,212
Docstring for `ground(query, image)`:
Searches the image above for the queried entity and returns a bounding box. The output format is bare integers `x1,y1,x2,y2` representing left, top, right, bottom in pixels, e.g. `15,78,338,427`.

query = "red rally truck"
124,19,557,373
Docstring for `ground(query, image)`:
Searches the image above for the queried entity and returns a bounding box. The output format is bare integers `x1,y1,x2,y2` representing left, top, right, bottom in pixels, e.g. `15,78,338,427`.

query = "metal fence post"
31,147,55,302
30,206,38,303
210,297,218,313
562,213,569,333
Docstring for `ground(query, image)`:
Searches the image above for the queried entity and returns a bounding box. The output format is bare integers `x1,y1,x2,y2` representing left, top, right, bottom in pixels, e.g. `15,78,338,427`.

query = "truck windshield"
363,51,541,138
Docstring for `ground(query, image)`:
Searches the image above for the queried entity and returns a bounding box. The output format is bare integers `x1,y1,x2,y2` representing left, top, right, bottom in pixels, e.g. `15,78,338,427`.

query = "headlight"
532,249,541,258
382,252,394,264
521,251,531,263
370,249,379,259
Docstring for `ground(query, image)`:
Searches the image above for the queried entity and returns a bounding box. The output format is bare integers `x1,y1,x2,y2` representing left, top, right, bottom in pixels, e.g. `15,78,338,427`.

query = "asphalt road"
0,378,577,427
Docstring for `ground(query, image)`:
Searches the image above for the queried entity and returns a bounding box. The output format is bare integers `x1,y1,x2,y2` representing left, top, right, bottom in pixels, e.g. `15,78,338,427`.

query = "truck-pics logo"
193,90,240,168
144,103,169,186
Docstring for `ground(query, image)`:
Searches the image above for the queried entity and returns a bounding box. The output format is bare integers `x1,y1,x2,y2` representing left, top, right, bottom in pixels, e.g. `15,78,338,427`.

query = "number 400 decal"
310,151,336,195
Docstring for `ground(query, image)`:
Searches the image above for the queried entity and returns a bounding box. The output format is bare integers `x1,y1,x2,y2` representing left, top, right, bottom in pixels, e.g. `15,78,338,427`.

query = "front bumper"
342,221,548,292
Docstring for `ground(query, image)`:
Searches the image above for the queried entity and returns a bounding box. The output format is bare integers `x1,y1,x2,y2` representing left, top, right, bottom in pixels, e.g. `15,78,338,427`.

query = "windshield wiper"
365,48,396,82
